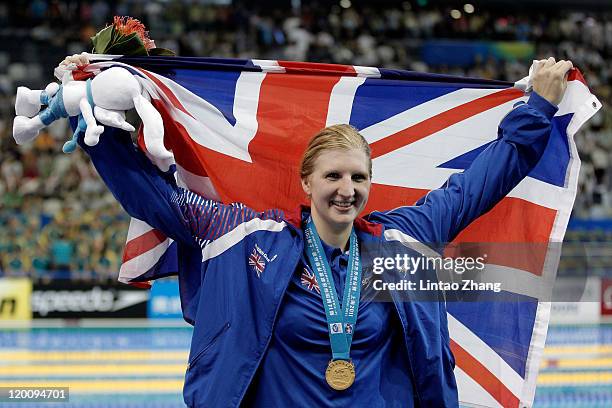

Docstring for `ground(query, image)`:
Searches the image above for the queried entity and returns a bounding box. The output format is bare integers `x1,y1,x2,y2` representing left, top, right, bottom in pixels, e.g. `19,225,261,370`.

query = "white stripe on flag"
453,264,553,300
454,367,503,408
519,78,600,408
175,164,221,201
383,228,440,258
360,88,505,144
125,217,155,242
520,301,551,408
448,313,524,399
557,79,602,128
119,237,173,282
353,65,381,78
252,59,286,73
326,76,367,126
507,177,573,211
370,97,522,190
144,69,266,163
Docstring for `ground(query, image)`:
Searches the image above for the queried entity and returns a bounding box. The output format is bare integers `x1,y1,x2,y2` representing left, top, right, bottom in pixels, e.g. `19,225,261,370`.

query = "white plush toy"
13,65,172,164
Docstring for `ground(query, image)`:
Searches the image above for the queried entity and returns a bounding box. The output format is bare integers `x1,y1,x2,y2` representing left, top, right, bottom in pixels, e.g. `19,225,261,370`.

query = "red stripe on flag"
148,98,211,178
448,197,556,275
169,73,343,211
122,229,167,263
72,66,95,81
450,339,520,408
137,68,192,117
364,185,556,275
365,183,429,213
127,281,152,289
567,68,587,86
150,72,343,212
136,68,201,162
370,88,524,159
136,126,148,155
249,72,344,161
278,61,357,76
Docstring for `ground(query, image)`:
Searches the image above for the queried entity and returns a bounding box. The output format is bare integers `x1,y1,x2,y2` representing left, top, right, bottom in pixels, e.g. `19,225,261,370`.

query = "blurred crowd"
0,0,610,278
0,122,128,280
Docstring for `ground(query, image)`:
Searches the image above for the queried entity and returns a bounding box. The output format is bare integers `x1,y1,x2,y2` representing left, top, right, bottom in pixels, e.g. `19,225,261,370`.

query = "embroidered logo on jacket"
254,243,277,263
248,248,266,277
300,267,320,294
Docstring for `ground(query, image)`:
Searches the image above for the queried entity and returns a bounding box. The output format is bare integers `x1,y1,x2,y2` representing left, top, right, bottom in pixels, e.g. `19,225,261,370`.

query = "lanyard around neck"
304,217,362,360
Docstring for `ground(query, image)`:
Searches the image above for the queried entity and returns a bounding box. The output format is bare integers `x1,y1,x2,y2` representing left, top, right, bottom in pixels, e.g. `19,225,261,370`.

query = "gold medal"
325,359,355,390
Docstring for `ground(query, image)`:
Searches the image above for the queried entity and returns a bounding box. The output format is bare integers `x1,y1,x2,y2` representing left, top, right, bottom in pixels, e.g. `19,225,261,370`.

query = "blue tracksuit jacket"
80,93,557,407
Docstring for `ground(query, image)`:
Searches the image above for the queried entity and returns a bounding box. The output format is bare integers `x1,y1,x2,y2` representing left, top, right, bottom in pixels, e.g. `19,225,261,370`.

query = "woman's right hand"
531,57,573,106
54,52,90,81
59,52,90,68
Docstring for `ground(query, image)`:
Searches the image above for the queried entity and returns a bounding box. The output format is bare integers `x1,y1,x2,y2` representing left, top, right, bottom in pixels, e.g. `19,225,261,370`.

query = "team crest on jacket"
300,267,320,294
248,248,266,277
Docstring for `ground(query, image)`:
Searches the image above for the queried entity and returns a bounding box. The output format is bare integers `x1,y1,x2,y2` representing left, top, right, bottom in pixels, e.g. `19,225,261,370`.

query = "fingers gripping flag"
75,56,600,407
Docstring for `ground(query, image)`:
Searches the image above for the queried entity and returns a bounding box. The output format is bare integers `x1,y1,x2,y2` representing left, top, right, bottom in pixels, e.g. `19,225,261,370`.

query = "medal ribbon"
304,218,362,361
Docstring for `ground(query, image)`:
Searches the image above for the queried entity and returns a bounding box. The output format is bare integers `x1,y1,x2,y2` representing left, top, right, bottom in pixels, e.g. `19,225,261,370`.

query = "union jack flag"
301,267,321,294
74,55,599,407
248,248,266,277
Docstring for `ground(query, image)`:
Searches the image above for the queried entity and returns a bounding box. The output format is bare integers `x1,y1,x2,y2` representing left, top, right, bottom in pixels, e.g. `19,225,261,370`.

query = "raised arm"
56,55,289,250
78,126,198,246
79,125,285,250
369,58,573,244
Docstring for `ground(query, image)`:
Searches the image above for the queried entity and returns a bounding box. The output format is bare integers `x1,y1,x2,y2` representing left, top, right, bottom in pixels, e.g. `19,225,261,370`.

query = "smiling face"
301,148,371,238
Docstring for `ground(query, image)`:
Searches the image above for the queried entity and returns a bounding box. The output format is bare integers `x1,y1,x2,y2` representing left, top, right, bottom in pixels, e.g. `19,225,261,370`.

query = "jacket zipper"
392,293,423,406
187,321,231,371
235,231,303,405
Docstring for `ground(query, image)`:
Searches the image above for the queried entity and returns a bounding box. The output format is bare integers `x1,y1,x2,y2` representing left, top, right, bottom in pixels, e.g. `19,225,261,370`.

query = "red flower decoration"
113,16,156,51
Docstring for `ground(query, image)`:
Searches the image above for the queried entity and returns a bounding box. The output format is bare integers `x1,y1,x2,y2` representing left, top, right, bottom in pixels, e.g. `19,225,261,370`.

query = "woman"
60,55,571,407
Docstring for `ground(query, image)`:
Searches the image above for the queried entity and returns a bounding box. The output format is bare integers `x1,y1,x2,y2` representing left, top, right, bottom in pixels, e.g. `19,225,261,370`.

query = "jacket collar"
285,205,383,238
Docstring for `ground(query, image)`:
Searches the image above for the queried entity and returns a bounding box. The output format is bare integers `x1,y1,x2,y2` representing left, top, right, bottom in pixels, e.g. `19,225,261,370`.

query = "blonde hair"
300,124,372,179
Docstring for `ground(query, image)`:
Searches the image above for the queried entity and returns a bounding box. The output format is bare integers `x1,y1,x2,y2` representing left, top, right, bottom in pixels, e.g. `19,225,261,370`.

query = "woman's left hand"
531,57,573,106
